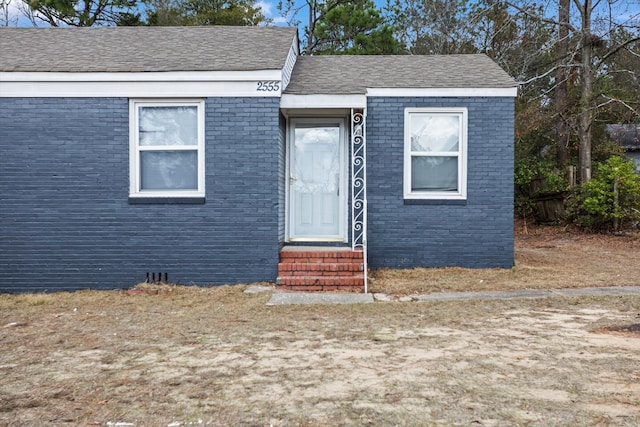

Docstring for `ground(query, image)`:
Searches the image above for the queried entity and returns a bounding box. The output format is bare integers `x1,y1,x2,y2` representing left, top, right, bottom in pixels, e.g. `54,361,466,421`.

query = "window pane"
140,151,198,190
411,114,459,152
139,106,198,146
294,126,340,193
411,156,458,192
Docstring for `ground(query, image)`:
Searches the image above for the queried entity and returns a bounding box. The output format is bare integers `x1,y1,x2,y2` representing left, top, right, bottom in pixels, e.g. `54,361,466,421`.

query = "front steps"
276,247,365,292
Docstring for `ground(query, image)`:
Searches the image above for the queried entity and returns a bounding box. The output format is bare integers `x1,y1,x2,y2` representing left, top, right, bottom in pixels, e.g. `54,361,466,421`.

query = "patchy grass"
1,224,640,426
370,221,640,295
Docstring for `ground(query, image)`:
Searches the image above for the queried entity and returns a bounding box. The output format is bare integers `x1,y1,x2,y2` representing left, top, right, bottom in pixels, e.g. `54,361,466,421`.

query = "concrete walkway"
267,292,374,305
264,286,640,305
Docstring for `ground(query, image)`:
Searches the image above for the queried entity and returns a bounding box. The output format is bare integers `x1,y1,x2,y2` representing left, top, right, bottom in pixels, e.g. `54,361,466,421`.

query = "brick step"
277,275,364,285
277,247,365,292
279,249,363,262
278,262,363,274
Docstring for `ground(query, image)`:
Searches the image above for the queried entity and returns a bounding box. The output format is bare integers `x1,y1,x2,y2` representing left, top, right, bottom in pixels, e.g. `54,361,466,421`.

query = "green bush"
569,156,640,231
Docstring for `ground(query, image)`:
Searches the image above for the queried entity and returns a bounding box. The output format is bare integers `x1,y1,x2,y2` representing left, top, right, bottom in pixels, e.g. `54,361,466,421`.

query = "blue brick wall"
366,97,514,269
0,97,282,293
0,95,514,292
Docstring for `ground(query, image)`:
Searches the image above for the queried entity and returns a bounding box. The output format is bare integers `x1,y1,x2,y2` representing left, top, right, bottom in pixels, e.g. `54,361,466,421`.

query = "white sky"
2,0,23,26
255,0,288,25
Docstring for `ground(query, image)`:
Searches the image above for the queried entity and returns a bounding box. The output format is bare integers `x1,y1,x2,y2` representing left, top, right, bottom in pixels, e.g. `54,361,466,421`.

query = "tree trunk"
555,0,570,168
613,176,619,231
578,0,592,183
305,0,315,55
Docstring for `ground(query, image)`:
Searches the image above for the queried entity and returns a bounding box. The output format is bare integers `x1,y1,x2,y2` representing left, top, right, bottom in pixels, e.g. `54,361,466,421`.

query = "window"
404,108,467,200
129,100,205,198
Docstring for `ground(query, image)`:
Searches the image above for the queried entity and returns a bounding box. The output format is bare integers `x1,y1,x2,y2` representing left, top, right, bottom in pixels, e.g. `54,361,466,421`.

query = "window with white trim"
129,100,205,198
404,108,467,200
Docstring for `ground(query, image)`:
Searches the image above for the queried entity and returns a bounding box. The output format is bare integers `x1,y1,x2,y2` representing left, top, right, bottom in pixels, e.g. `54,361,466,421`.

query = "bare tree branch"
598,95,640,115
571,0,585,16
596,36,640,68
507,1,577,33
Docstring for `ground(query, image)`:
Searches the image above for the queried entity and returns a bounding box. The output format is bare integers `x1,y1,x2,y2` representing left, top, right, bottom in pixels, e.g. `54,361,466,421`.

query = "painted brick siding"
366,97,514,269
0,97,281,293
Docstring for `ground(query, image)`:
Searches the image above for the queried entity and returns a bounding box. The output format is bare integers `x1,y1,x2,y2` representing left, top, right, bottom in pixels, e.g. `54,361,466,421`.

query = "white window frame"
404,107,468,200
129,99,205,198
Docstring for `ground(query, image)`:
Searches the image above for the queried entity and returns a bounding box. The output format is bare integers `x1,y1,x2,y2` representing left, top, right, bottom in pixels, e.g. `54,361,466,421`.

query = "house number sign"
257,81,280,92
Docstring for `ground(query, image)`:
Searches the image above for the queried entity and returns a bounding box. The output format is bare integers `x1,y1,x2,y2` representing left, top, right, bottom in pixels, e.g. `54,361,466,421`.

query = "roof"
606,124,640,149
0,26,298,72
284,55,517,94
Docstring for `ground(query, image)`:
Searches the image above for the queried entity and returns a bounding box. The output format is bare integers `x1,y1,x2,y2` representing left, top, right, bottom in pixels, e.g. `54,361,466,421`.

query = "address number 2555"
257,81,280,92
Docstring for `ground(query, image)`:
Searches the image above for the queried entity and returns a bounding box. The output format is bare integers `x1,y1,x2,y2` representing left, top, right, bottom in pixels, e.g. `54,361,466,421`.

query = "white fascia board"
0,70,283,97
281,39,299,91
366,87,518,97
280,94,366,109
0,70,282,82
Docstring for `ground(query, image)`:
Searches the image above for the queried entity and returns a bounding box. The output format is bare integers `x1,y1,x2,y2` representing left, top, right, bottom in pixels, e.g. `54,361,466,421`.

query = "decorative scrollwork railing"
351,109,368,292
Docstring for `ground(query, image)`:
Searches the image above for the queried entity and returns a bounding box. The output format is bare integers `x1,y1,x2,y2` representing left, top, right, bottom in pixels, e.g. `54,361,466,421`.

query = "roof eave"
365,87,518,97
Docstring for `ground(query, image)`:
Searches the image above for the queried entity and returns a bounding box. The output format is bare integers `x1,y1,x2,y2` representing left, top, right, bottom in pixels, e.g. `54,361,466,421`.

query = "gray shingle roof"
607,124,640,149
284,55,516,94
0,26,298,72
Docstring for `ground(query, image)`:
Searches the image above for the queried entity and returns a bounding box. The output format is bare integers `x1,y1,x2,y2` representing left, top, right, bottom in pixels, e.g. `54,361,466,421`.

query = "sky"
256,0,289,25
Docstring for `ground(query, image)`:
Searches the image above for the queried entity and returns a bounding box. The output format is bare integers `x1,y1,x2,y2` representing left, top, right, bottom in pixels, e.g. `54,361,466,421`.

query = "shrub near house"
571,156,640,230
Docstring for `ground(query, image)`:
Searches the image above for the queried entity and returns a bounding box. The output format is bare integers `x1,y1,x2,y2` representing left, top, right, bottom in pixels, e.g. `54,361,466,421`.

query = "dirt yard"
1,224,639,426
369,221,640,295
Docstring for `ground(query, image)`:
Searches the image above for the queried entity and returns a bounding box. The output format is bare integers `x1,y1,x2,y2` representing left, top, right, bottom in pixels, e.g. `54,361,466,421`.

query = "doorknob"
289,174,297,184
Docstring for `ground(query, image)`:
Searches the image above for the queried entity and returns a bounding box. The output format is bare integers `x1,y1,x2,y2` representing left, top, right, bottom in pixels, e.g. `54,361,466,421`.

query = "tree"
597,29,640,123
143,0,183,24
312,0,400,54
24,0,139,26
1,0,12,25
473,0,553,91
278,0,398,55
387,0,476,54
279,0,341,55
509,0,640,183
143,0,264,26
555,0,570,168
19,0,264,26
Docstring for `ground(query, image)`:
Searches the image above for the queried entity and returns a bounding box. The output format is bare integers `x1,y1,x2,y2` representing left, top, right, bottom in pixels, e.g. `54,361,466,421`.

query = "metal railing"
351,109,368,293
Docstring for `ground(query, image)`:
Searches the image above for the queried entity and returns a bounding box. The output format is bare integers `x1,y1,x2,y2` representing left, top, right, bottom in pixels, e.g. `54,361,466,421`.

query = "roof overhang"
280,87,518,109
280,94,367,109
366,87,518,97
0,70,284,97
1,72,518,99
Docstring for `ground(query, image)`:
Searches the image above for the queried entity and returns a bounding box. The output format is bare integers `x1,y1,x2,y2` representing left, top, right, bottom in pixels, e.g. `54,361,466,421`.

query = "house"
606,124,640,172
0,26,517,293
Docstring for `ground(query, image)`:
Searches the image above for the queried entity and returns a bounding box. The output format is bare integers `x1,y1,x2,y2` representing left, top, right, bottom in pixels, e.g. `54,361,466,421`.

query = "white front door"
288,118,346,241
